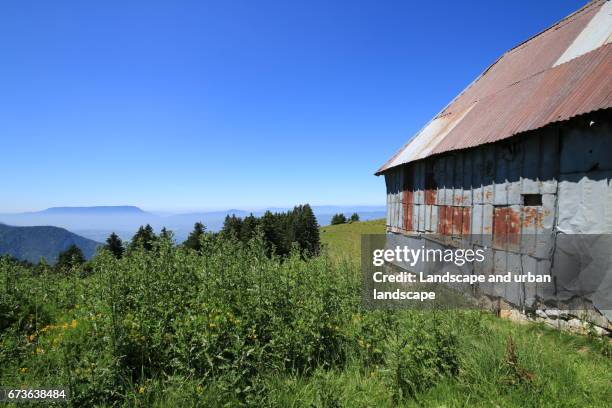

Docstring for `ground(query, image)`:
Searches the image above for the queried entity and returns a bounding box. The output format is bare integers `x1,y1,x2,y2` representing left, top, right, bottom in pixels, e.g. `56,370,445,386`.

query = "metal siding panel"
472,204,484,244
418,204,426,232
506,252,524,306
434,157,446,205
535,193,556,258
462,207,471,235
454,153,464,206
452,206,463,237
508,141,522,205
463,151,473,206
387,196,391,227
560,120,612,173
493,250,507,298
536,259,555,301
522,133,541,194
540,128,559,194
494,144,508,205
445,155,455,205
429,205,438,232
473,147,484,204
416,161,425,205
478,245,495,296
508,204,522,252
483,145,495,204
522,255,538,306
521,206,539,256
424,204,432,232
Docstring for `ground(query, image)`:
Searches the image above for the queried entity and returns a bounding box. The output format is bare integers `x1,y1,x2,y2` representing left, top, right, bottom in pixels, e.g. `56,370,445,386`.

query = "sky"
0,0,586,213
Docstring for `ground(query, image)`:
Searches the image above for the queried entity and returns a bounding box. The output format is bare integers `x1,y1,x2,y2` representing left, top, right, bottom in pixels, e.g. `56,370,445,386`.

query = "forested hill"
0,223,100,264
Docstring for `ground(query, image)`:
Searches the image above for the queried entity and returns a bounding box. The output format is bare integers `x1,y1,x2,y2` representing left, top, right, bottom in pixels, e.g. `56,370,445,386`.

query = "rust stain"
493,207,521,247
522,207,544,228
462,207,471,235
452,207,463,236
425,189,437,205
454,195,464,205
403,192,413,231
437,206,453,236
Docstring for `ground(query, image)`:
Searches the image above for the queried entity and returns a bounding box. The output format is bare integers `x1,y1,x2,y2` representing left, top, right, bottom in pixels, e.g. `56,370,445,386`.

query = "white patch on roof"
388,103,475,169
554,0,612,67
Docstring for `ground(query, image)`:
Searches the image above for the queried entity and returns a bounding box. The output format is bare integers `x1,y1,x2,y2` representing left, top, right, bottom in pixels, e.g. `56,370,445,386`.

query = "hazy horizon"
0,203,386,215
0,0,584,214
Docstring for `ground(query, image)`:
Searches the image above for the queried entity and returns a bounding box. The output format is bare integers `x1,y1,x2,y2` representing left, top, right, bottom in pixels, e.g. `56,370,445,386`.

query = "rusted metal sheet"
453,154,464,206
462,151,473,206
483,145,495,204
452,206,463,237
462,207,471,235
376,1,610,175
444,156,455,205
483,204,494,236
554,0,612,66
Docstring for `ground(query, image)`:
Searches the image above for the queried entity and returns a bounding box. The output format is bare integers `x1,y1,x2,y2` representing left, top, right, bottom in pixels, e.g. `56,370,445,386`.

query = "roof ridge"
453,42,612,113
437,0,605,116
504,0,604,57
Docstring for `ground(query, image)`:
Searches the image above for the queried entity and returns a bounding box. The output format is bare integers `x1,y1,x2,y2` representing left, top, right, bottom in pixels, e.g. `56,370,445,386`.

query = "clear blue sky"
0,0,585,212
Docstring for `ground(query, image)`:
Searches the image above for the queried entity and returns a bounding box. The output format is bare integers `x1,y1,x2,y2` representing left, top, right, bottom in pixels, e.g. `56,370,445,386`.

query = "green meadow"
0,220,610,407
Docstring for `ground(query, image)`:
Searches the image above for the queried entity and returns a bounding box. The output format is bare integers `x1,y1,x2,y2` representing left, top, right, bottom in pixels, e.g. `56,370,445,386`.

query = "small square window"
522,194,542,206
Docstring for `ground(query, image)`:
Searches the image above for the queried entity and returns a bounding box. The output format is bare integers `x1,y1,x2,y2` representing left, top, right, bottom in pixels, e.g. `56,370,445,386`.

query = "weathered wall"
383,112,612,321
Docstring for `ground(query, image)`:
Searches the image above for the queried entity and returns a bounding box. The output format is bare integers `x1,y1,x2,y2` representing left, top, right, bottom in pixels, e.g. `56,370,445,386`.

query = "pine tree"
331,213,347,225
57,244,85,270
159,227,174,242
221,214,243,239
129,224,157,251
105,232,125,258
299,204,320,256
241,213,259,241
184,222,206,252
350,213,360,222
260,211,285,256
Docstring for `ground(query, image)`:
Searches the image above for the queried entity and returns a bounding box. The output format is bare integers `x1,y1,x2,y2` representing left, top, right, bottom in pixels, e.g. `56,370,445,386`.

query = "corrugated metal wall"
383,113,612,310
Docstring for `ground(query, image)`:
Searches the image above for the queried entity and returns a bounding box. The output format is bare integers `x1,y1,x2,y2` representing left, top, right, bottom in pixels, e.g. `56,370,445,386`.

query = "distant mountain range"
0,205,385,243
0,223,100,264
31,206,147,215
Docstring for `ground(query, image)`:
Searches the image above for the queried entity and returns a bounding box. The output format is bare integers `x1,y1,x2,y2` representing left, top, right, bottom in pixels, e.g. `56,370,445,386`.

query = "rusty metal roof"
377,0,612,175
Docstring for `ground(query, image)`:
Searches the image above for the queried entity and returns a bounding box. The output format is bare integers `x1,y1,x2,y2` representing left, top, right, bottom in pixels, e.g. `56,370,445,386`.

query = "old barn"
376,0,612,329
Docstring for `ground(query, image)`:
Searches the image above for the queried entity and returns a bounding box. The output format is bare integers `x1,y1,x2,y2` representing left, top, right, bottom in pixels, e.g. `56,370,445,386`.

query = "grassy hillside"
0,226,610,407
0,223,100,264
318,218,612,406
320,218,385,261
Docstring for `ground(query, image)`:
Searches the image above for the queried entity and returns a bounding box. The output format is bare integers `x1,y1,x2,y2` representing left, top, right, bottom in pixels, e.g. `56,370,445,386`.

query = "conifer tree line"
220,204,320,257
9,204,321,271
101,204,320,259
331,212,359,225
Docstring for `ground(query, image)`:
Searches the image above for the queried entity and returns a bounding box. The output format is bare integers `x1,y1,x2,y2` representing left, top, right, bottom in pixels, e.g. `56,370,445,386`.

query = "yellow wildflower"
71,319,77,328
138,386,145,394
19,367,28,373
